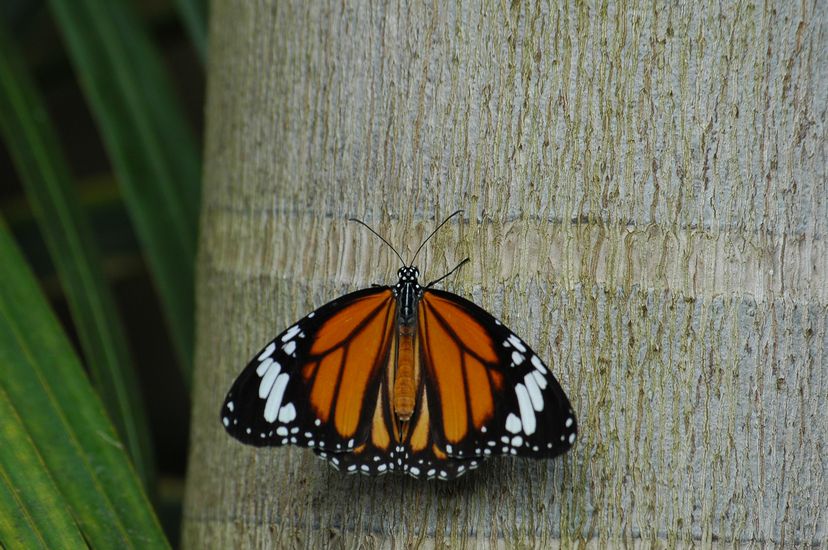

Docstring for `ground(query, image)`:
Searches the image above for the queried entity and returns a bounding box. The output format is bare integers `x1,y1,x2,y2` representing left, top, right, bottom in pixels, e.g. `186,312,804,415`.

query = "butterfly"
221,211,577,480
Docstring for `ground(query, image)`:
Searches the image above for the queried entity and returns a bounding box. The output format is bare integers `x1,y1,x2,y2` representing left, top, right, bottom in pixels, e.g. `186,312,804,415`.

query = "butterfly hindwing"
221,288,396,454
418,288,577,463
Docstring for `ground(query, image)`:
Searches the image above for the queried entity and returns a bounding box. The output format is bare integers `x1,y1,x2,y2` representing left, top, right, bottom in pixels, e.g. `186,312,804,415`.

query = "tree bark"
183,1,827,547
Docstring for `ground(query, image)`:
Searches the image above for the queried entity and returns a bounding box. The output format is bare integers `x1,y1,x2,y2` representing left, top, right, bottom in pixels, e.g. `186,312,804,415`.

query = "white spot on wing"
523,373,544,411
278,403,296,423
256,357,273,377
276,426,288,436
282,340,296,355
263,373,289,422
530,369,547,389
505,412,522,434
531,354,547,373
308,312,315,318
222,417,229,427
507,334,526,352
226,401,234,412
511,350,525,366
565,417,574,428
281,325,301,342
568,433,576,444
258,361,281,398
511,435,523,447
258,342,276,361
515,383,537,435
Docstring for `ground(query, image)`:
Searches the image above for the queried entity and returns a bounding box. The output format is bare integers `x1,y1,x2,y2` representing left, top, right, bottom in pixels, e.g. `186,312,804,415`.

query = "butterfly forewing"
221,288,396,453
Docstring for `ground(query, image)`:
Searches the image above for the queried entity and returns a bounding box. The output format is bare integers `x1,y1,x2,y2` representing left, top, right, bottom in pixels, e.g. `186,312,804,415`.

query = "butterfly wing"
221,287,396,456
417,288,577,464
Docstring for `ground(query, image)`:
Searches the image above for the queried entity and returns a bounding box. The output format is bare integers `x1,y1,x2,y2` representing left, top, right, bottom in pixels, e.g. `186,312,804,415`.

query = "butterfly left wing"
221,288,396,455
416,288,577,466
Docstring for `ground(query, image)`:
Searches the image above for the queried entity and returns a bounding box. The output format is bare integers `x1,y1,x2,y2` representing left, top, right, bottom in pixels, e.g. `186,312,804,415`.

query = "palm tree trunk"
183,1,827,546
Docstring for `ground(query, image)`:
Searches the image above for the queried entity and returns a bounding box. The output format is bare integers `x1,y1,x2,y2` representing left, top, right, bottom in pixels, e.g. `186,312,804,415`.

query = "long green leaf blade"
172,0,208,63
0,22,154,487
0,387,87,549
48,0,202,380
0,219,169,548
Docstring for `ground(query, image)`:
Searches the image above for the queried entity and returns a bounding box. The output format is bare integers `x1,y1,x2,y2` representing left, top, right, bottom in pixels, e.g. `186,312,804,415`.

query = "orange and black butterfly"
221,211,576,480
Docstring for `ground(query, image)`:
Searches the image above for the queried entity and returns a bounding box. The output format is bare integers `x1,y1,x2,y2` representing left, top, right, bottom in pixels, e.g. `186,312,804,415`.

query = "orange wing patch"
420,299,467,443
311,293,391,354
304,290,395,438
333,304,395,436
307,348,342,421
408,385,431,452
423,293,497,363
419,292,503,447
370,385,391,450
464,354,495,428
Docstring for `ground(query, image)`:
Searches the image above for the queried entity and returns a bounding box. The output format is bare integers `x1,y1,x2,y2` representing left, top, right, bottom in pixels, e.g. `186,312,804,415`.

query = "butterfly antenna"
409,210,463,266
348,216,407,267
425,258,470,288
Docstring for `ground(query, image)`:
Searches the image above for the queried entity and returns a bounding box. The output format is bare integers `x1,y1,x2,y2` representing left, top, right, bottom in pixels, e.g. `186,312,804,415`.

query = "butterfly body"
222,264,577,480
391,266,422,423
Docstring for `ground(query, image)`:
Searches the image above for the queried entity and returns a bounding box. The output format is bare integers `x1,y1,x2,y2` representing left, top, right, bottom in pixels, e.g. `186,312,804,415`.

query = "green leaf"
0,22,154,487
0,387,87,549
0,219,169,548
48,0,202,381
172,0,208,63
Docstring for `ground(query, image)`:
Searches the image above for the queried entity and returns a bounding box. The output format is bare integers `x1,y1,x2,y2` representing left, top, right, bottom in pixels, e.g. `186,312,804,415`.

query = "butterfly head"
397,266,420,284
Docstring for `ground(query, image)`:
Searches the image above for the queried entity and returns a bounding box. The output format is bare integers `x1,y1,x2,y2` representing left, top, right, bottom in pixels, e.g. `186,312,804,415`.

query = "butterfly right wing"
415,288,577,468
220,287,396,456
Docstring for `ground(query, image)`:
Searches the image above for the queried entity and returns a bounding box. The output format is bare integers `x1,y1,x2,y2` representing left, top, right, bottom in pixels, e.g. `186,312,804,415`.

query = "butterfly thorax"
392,266,422,424
393,266,422,323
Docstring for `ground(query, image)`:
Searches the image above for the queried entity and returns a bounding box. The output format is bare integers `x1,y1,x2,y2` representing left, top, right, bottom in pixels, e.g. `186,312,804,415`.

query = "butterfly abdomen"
393,323,416,421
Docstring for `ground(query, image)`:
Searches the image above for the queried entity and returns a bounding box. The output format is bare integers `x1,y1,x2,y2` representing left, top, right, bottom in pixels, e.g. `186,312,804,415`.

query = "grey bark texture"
183,1,827,547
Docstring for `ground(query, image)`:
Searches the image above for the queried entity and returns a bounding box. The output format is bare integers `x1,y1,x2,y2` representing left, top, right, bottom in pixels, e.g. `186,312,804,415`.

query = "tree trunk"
183,1,827,547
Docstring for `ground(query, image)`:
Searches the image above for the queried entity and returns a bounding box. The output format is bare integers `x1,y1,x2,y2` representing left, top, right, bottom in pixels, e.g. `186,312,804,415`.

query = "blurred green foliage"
0,0,207,545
